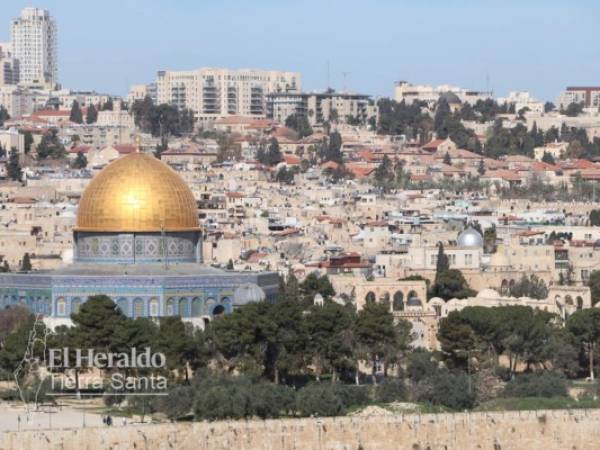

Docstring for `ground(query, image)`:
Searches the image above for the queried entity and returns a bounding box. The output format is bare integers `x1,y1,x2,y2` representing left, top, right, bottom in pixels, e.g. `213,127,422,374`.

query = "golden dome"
76,153,200,232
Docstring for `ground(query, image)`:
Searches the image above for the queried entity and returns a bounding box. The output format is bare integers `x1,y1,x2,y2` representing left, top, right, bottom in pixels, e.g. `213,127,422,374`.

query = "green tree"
275,166,294,184
7,147,22,181
266,138,282,165
354,301,398,383
373,155,395,192
157,317,194,380
477,159,485,175
22,131,33,154
563,102,583,117
324,131,343,163
36,129,66,159
508,274,548,299
69,100,83,124
285,114,313,138
435,243,450,281
541,151,556,164
71,151,88,169
443,152,451,165
70,295,127,352
588,271,600,306
544,101,555,113
102,98,114,111
568,308,600,380
85,104,98,124
431,268,476,300
305,301,355,383
0,106,9,127
20,253,32,271
300,273,335,301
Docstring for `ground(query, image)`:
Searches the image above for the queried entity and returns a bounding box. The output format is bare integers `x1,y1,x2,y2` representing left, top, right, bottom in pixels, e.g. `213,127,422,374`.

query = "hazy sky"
2,1,599,101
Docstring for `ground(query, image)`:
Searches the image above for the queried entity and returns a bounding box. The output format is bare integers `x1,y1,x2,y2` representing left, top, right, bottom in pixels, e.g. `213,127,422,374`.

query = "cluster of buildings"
0,7,599,351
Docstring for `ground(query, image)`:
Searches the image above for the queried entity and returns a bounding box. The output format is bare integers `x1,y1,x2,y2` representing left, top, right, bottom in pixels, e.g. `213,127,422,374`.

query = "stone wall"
2,409,600,450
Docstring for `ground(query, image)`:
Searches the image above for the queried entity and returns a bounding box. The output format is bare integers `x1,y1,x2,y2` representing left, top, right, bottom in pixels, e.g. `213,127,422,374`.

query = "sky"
1,0,599,101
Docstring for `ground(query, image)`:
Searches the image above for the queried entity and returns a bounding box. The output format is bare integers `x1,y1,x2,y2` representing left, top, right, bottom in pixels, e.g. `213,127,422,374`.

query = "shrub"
375,379,407,403
502,372,567,398
156,385,195,420
406,351,438,382
331,384,372,409
430,372,476,410
296,384,344,417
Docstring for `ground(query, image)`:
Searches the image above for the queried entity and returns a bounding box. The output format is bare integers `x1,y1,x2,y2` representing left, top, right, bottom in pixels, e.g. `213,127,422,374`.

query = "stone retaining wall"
1,409,599,450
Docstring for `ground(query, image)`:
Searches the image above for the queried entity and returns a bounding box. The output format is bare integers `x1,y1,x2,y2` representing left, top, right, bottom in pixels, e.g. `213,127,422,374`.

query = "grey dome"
440,91,461,105
457,227,484,248
233,283,266,305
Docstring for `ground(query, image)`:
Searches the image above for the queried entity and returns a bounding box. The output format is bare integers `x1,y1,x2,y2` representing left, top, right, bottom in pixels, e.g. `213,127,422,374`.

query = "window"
149,298,159,316
465,254,472,265
56,297,66,316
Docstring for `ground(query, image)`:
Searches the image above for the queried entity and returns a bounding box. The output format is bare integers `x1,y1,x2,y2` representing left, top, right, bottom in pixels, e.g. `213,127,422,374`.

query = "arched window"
407,290,422,307
133,298,144,318
178,298,189,317
116,298,129,316
365,291,376,305
192,297,203,317
166,298,175,316
500,279,508,296
71,297,82,315
56,297,66,316
576,296,584,310
393,291,404,311
149,298,159,317
565,295,574,306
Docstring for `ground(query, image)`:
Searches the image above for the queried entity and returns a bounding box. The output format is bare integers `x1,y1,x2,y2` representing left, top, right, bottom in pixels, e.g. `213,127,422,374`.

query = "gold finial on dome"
75,153,200,232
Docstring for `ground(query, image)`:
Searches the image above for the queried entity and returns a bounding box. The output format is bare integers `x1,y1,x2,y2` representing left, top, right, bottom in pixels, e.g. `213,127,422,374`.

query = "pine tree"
7,147,22,181
102,98,114,111
20,253,32,272
477,159,486,175
23,131,33,154
267,138,282,165
86,104,98,124
443,152,452,165
435,243,450,283
0,106,10,127
69,100,83,124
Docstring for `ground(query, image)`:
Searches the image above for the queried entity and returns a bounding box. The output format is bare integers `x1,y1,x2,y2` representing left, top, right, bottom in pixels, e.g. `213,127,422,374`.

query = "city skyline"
0,1,598,101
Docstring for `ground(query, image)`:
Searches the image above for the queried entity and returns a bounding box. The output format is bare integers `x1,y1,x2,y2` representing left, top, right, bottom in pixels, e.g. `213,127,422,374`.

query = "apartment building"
394,81,492,106
266,91,376,126
11,8,57,88
156,68,300,125
0,85,34,117
498,91,544,113
0,42,19,86
556,87,600,109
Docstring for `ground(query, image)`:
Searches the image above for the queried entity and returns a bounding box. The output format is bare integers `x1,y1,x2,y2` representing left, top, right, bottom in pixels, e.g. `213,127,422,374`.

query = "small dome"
476,288,499,299
457,227,484,248
233,283,266,305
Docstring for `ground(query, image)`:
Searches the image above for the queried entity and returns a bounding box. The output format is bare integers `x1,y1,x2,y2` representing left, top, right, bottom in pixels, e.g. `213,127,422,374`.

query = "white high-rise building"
11,7,57,88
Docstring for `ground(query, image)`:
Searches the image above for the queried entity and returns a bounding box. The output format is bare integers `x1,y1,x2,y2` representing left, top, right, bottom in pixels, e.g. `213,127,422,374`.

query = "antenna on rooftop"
326,60,331,90
342,72,351,92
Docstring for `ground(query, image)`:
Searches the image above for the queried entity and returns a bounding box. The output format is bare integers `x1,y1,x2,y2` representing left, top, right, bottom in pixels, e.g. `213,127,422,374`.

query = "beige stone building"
156,68,301,125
